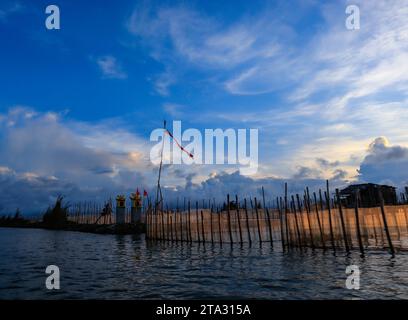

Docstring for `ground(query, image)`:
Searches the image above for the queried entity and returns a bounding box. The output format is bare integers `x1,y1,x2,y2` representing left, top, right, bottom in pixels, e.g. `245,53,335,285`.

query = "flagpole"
155,120,166,213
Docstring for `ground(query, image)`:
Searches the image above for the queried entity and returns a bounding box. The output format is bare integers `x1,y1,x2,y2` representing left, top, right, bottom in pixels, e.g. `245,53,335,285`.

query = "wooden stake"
378,188,395,255
335,188,350,253
200,210,205,244
291,196,302,247
254,197,262,244
296,194,307,244
325,188,336,252
166,207,170,241
196,201,201,243
262,187,273,246
313,192,325,249
218,207,223,246
226,194,233,244
353,190,364,255
277,197,285,249
210,206,214,245
179,209,182,242
284,183,290,247
170,214,174,242
319,189,325,234
161,210,165,241
188,201,192,243
305,188,315,249
235,195,243,246
174,210,178,242
244,198,252,246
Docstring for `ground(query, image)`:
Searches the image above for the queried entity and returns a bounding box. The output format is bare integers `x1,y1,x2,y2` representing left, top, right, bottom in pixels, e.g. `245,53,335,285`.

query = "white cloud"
162,103,184,117
127,0,408,105
1,106,407,214
96,55,127,79
127,3,292,95
153,69,176,96
0,107,153,212
128,6,283,68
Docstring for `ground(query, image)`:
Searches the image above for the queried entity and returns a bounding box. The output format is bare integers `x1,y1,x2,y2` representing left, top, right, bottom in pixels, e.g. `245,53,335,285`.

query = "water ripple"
0,227,408,299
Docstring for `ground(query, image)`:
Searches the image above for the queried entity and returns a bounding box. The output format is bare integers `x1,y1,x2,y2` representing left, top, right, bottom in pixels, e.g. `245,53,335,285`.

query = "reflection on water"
0,227,407,299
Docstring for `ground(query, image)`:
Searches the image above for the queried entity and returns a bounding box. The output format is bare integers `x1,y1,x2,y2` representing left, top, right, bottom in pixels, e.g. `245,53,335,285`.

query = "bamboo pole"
227,194,233,244
262,187,273,246
335,188,350,253
292,197,301,246
178,209,182,242
157,210,160,240
313,192,325,249
188,201,192,243
244,198,252,246
218,208,223,246
277,197,285,249
174,210,178,242
370,211,378,245
353,190,364,255
146,206,150,239
404,207,408,234
378,189,395,255
235,195,243,246
196,201,200,243
325,182,336,252
284,184,290,247
254,197,262,244
296,195,307,245
319,189,325,235
210,206,214,245
156,210,159,240
170,214,174,242
305,188,315,249
161,210,165,241
393,206,401,241
200,210,205,244
291,196,302,247
152,209,156,240
166,207,170,241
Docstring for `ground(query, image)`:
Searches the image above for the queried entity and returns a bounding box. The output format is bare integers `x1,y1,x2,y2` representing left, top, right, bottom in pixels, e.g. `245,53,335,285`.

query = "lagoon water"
0,227,407,299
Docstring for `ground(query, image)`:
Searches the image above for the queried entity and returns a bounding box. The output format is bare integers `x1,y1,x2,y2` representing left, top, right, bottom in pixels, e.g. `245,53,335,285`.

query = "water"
0,227,407,299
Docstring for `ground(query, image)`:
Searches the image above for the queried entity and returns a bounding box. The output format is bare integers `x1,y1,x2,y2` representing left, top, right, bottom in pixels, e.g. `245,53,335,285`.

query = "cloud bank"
1,107,407,215
358,137,408,186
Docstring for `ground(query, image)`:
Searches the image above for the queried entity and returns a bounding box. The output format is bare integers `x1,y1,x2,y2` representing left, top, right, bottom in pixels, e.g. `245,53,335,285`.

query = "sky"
1,0,408,213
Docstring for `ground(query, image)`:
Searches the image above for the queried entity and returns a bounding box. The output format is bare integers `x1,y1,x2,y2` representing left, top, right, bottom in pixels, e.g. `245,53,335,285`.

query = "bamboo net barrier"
64,186,408,255
67,202,146,225
146,200,408,254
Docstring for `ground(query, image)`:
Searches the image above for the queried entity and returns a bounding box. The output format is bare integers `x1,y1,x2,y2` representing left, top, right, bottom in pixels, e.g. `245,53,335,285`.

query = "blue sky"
1,0,408,212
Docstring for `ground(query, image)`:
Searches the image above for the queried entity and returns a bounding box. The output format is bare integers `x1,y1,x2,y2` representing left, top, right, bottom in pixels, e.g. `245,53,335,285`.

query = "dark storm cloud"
316,158,341,169
161,170,346,207
358,137,408,187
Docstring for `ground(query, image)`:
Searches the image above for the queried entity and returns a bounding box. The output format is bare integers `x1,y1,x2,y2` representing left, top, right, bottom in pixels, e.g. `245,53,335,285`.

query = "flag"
143,190,148,197
136,188,140,196
165,129,194,159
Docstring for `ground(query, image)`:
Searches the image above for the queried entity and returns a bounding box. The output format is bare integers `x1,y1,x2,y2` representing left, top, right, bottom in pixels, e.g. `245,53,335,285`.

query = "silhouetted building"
339,183,397,208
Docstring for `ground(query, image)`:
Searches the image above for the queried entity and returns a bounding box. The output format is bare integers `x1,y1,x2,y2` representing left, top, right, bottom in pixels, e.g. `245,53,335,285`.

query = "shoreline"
0,221,145,235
